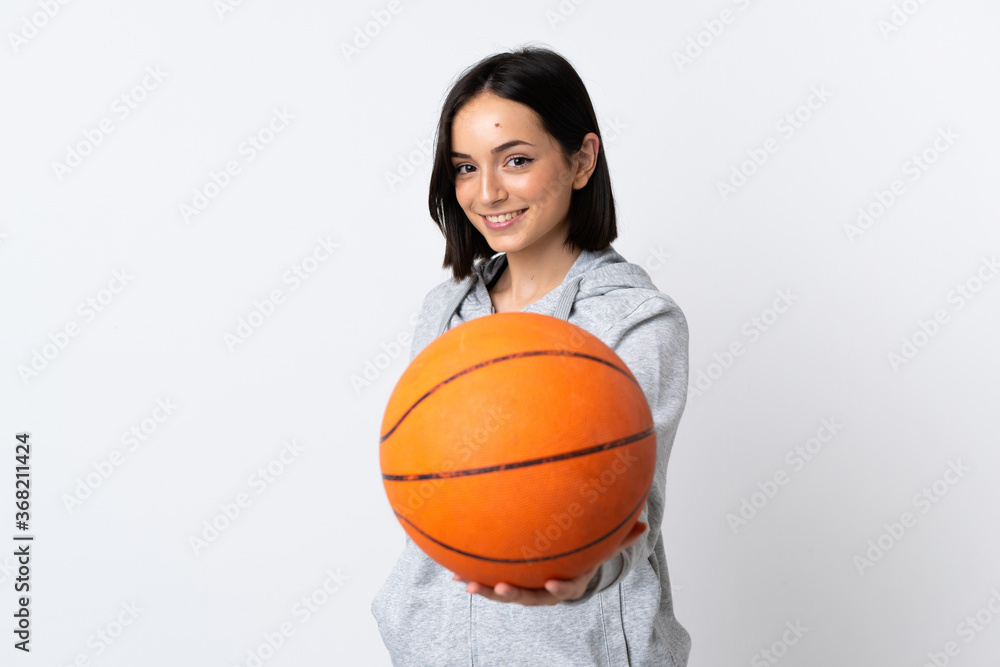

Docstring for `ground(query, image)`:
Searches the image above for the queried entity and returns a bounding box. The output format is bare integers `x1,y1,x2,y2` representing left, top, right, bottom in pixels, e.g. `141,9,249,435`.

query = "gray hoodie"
371,244,691,666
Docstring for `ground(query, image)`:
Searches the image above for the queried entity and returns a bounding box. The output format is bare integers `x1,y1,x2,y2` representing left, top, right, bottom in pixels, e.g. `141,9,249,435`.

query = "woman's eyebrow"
451,140,535,159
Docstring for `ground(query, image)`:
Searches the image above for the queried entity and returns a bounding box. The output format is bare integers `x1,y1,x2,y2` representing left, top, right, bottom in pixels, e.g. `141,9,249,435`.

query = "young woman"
371,45,691,666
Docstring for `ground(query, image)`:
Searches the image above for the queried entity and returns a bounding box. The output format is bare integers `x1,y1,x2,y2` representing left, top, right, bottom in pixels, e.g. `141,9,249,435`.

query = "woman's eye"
454,157,531,175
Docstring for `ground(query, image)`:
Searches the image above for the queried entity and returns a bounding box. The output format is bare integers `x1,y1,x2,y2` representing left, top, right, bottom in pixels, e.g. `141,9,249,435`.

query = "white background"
2,0,999,665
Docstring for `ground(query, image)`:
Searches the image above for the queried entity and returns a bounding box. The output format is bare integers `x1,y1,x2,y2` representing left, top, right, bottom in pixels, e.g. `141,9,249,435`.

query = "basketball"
379,311,656,589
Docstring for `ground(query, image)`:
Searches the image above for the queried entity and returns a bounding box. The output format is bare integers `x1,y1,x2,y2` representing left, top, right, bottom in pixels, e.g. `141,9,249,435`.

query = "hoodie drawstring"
552,275,583,321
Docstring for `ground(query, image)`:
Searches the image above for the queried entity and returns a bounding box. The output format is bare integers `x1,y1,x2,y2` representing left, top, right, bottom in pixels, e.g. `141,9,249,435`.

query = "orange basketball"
379,311,655,589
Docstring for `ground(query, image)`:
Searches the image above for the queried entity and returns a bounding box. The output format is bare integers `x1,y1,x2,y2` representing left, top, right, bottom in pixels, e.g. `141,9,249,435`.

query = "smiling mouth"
482,208,526,224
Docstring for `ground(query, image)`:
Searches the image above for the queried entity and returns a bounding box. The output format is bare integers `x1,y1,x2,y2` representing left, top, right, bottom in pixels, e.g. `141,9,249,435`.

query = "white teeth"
485,209,524,223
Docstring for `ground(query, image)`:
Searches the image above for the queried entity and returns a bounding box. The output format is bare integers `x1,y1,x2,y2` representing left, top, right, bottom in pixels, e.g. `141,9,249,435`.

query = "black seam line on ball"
379,349,636,444
382,427,654,481
392,485,651,564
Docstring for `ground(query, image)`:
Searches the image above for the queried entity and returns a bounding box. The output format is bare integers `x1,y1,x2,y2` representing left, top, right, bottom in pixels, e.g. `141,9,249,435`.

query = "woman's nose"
478,169,506,204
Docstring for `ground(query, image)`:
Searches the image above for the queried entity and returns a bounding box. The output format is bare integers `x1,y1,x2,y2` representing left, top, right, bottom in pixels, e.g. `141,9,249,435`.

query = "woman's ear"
571,132,601,190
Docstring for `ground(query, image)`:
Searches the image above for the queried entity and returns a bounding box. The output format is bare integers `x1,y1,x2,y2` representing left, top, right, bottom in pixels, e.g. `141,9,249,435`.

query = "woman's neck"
490,240,582,311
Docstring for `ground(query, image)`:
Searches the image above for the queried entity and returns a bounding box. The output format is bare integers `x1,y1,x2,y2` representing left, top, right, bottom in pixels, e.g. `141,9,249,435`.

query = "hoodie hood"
435,244,660,338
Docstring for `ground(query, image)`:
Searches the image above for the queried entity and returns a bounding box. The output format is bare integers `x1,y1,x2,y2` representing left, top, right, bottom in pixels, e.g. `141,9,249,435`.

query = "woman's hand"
452,521,647,607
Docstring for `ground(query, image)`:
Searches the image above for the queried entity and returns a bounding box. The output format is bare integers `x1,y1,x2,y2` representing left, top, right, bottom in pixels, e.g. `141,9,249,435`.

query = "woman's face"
450,92,594,255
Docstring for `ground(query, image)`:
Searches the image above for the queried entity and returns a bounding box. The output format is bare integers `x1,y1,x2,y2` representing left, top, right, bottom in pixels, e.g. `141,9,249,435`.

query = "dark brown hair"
428,44,618,282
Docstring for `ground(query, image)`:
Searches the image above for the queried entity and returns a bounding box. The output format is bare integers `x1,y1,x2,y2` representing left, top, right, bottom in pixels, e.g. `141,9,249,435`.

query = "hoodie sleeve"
560,293,689,606
407,285,446,364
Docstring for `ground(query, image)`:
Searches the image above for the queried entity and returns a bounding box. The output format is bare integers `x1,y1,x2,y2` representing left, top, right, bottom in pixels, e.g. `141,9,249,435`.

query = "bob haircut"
428,44,618,282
